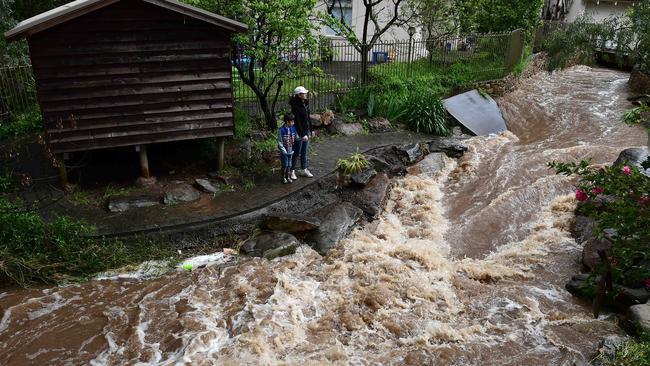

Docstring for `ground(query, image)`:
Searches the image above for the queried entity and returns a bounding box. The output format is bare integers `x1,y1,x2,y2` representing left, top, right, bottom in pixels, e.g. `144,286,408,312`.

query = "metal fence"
0,64,37,124
0,31,519,124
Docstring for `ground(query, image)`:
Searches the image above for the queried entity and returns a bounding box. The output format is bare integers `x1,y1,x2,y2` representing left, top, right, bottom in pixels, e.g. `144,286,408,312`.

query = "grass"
232,66,343,100
103,184,136,199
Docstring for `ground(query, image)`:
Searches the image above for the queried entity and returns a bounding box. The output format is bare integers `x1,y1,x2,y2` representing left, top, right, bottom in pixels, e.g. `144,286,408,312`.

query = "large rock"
240,231,301,259
350,167,377,187
407,152,447,176
428,140,468,158
596,335,628,363
263,213,321,233
393,143,424,165
310,114,322,128
163,183,201,204
343,172,391,219
366,117,394,133
329,121,364,136
307,202,363,255
566,273,597,299
367,147,407,176
614,147,650,178
107,194,162,212
628,303,650,333
194,179,218,194
582,237,613,271
629,65,650,94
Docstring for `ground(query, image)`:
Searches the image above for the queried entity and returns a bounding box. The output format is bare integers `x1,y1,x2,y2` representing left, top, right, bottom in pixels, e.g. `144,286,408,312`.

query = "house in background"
562,0,636,22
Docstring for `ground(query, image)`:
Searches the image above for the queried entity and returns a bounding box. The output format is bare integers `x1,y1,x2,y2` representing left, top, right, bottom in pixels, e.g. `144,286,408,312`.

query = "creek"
0,66,647,365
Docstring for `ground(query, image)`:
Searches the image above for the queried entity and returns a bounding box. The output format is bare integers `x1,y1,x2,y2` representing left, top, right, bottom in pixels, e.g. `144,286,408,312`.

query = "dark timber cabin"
4,0,247,185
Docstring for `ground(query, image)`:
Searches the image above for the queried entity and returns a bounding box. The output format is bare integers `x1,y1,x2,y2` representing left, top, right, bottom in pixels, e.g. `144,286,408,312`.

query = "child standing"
277,113,297,184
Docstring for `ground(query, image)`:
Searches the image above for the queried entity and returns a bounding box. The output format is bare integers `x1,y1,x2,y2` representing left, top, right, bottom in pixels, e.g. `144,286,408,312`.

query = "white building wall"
566,0,632,22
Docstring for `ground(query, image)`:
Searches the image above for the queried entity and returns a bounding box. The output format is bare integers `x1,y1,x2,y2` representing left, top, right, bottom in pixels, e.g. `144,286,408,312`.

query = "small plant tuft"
336,147,369,175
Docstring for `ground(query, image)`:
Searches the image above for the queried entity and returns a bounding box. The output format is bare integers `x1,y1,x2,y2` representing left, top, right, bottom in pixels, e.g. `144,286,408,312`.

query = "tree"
321,0,416,83
411,0,459,42
456,0,544,35
185,0,319,131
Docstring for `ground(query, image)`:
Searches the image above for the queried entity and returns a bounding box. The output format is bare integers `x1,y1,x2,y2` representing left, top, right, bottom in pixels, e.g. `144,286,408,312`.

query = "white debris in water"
178,252,236,270
94,260,176,281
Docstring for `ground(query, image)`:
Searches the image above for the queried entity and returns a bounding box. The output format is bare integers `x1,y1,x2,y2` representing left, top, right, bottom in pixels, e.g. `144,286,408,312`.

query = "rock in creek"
428,140,468,158
342,172,391,219
350,167,377,187
307,202,363,255
614,147,650,178
407,153,447,176
107,194,162,212
240,231,300,260
628,303,650,333
163,183,201,205
263,213,321,233
393,143,424,165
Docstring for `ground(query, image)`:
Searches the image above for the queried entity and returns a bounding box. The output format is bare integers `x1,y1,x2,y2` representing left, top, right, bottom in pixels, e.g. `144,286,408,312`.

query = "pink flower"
591,187,605,195
575,189,588,202
641,194,650,205
622,165,632,175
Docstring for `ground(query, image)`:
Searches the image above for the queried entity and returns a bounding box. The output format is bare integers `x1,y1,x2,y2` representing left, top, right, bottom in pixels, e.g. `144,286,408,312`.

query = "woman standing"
289,86,315,179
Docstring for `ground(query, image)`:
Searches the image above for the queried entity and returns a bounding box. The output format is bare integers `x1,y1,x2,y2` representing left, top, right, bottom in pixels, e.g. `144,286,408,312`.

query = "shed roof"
4,0,248,42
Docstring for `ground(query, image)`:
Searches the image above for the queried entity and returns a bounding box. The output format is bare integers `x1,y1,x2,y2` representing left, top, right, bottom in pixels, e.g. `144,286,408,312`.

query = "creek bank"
566,147,650,336
180,139,467,258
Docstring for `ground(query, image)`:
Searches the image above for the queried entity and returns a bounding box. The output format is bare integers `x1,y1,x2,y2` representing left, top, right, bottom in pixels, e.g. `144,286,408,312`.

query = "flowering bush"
549,159,650,287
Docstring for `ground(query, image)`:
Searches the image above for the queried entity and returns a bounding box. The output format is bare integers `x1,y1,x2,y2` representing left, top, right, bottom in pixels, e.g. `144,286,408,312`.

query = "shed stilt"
217,137,225,171
56,154,69,188
137,145,150,178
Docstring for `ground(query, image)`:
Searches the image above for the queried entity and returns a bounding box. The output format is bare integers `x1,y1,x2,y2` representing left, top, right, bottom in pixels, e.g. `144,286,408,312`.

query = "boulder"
343,172,391,219
566,273,597,299
628,303,650,333
428,140,468,158
393,143,424,165
596,335,628,363
582,237,613,271
629,65,650,94
350,167,377,187
407,153,446,176
263,213,321,233
163,183,201,204
329,121,364,136
614,147,650,178
194,179,218,194
367,147,407,176
107,194,162,212
366,117,394,133
240,231,301,259
307,202,363,255
614,286,650,307
367,155,391,173
310,114,322,128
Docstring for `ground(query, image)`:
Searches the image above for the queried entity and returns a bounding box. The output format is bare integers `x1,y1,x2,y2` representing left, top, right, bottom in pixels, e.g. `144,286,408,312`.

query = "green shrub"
402,90,450,136
549,160,650,288
0,198,177,287
336,147,368,175
234,107,254,139
0,105,42,140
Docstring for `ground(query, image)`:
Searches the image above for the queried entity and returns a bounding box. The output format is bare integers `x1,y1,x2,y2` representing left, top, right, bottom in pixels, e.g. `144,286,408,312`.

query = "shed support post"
56,154,69,188
138,145,150,178
217,137,225,171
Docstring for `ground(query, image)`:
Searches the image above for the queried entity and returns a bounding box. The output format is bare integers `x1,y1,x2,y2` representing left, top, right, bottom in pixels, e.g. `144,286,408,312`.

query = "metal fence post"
506,29,524,73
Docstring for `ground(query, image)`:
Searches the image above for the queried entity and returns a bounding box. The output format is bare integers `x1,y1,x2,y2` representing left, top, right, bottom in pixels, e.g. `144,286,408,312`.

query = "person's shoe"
302,169,314,178
282,178,288,184
290,170,297,180
287,177,294,184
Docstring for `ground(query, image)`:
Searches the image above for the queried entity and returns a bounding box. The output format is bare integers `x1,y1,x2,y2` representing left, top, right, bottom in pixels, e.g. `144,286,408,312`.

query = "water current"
0,66,647,365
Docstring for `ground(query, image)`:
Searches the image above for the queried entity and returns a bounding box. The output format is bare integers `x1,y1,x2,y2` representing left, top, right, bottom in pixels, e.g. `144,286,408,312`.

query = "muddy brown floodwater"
0,66,647,365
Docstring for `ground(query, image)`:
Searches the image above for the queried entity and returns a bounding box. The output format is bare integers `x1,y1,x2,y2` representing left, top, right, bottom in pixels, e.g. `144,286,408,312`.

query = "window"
326,0,353,36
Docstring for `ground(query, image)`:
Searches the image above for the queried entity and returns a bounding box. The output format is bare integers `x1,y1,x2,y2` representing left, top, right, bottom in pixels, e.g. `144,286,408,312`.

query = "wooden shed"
5,0,247,181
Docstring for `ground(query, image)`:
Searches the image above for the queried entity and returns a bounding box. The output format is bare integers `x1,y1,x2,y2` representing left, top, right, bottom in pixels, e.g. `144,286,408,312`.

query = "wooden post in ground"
56,154,69,188
217,137,225,171
137,144,150,178
505,29,524,73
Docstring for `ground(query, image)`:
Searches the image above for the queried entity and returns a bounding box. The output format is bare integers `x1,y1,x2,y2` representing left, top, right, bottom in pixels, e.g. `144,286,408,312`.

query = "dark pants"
291,138,309,171
280,152,292,178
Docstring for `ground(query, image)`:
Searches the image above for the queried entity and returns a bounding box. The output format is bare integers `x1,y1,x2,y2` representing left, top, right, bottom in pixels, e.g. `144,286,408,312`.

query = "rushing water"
0,67,647,365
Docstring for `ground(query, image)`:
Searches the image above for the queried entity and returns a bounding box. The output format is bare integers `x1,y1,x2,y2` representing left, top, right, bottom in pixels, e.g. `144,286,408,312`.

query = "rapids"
0,66,647,365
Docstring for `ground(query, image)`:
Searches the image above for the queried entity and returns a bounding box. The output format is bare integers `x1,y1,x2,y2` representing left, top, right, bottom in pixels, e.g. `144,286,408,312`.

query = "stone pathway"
73,131,435,237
